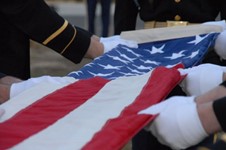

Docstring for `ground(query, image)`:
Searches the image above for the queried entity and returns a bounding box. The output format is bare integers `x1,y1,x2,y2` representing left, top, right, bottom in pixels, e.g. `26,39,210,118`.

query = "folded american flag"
69,33,218,80
0,33,218,149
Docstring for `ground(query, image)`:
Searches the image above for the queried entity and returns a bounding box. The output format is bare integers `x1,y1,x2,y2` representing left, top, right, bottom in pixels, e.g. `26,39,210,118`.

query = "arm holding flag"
140,65,226,150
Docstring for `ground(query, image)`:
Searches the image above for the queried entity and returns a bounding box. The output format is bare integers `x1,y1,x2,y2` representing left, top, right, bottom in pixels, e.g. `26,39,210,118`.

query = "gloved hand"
202,20,226,60
0,108,5,118
214,30,226,59
178,63,226,96
100,35,138,53
139,96,208,150
10,76,76,98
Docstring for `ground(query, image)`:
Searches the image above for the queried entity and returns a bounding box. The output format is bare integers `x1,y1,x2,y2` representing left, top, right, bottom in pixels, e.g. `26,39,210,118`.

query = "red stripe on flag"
82,66,184,150
0,77,109,149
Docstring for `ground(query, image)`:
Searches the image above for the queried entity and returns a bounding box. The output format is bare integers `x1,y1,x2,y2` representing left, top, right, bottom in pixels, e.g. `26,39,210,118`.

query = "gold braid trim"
60,27,77,54
42,20,69,45
196,147,210,150
213,133,218,144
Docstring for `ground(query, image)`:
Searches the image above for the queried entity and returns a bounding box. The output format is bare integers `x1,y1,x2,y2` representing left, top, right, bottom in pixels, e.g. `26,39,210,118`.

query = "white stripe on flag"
0,66,183,150
11,72,151,150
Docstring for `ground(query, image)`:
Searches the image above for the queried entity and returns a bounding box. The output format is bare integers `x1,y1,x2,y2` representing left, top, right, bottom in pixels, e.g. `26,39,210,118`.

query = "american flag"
0,66,183,150
0,33,218,150
68,33,218,80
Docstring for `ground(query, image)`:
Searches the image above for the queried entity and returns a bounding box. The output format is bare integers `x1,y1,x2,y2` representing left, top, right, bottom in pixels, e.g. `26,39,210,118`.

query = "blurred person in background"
86,0,112,37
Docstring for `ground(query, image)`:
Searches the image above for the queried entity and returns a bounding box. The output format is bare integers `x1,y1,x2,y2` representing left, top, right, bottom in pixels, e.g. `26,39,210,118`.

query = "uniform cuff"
213,96,226,132
60,26,91,63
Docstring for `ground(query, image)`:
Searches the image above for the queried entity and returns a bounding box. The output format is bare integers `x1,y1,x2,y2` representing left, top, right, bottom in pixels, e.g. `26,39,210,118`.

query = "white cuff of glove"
214,30,226,60
100,35,138,53
10,76,76,98
175,101,208,150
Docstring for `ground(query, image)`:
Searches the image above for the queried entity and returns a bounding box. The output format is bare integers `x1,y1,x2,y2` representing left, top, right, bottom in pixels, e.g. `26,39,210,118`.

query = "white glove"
214,30,226,59
100,35,138,53
0,108,5,118
10,76,76,98
178,63,226,96
139,96,208,150
202,20,226,60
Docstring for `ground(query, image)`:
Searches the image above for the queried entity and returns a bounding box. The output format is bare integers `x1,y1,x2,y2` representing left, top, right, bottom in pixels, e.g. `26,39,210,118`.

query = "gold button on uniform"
175,0,181,3
174,15,181,21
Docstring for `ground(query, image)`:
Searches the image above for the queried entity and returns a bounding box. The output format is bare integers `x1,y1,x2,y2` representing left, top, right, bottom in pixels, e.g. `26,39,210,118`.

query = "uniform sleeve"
114,0,139,35
212,96,226,132
212,80,226,132
0,0,92,63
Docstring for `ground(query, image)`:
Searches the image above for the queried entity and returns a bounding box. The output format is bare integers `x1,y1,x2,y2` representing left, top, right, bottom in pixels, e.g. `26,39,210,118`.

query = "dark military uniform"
114,0,226,34
114,0,226,150
0,0,92,80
